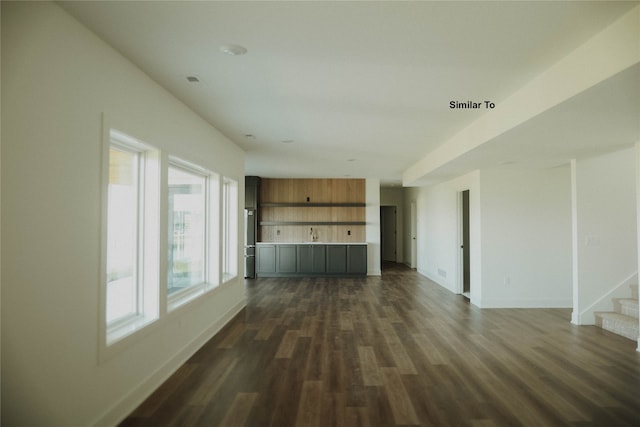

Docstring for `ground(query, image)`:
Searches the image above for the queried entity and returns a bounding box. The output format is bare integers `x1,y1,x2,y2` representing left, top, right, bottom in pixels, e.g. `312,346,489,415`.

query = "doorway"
460,190,471,298
380,206,397,264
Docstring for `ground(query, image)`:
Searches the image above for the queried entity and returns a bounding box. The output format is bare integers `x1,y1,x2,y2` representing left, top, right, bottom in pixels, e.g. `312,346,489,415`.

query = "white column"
570,159,580,325
366,179,381,276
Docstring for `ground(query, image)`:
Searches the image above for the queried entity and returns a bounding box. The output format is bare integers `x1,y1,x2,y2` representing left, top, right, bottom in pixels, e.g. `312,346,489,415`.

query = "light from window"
106,146,139,323
168,165,206,295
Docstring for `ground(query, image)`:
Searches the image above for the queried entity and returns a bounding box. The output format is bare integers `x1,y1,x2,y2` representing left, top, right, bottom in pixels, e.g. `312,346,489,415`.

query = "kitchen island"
256,242,367,277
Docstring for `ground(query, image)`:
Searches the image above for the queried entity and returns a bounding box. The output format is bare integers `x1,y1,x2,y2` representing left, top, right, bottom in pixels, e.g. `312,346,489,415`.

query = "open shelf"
260,202,366,207
258,179,366,242
260,221,366,226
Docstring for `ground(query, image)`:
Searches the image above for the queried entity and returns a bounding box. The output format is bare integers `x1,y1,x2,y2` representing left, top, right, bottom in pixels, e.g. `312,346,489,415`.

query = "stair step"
631,284,638,300
613,298,639,319
594,312,639,341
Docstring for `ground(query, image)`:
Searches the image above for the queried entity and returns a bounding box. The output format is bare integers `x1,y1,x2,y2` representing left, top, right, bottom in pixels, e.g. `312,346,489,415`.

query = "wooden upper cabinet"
245,176,260,209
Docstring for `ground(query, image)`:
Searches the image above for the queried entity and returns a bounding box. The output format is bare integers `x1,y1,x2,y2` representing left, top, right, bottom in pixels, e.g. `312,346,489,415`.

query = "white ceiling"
415,62,640,186
59,1,639,186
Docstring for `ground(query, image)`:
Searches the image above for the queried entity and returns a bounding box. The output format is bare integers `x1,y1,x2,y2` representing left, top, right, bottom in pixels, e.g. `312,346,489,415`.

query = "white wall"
405,171,481,300
404,166,572,309
402,189,420,268
572,147,637,324
366,179,382,276
2,3,245,426
403,5,640,186
480,167,572,307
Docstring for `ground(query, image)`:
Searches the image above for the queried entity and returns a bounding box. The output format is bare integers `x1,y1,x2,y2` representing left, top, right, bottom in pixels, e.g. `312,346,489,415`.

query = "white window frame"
166,157,219,311
222,176,238,283
100,129,160,349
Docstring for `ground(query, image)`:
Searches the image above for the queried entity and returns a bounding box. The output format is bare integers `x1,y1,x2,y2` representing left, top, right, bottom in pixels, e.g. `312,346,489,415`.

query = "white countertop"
257,242,367,245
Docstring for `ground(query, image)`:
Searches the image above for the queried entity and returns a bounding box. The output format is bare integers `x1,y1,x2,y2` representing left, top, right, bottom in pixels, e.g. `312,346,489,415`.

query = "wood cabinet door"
298,245,326,273
256,245,276,273
347,245,367,274
311,246,326,273
326,245,347,273
297,245,313,273
277,245,297,273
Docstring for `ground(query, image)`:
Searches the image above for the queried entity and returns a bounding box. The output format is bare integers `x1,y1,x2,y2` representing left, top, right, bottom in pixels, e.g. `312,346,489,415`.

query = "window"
101,126,237,351
167,159,219,310
222,177,238,282
104,131,160,344
168,165,206,294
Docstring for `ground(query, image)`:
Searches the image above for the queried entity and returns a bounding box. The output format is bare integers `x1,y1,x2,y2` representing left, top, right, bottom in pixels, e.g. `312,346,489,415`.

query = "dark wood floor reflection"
121,263,640,426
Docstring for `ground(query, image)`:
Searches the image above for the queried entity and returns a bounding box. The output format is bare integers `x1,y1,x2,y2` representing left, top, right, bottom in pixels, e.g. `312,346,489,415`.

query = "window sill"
167,282,219,312
107,314,157,346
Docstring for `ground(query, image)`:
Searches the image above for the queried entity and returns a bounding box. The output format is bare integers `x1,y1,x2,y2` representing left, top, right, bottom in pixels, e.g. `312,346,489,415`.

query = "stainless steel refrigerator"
244,209,257,278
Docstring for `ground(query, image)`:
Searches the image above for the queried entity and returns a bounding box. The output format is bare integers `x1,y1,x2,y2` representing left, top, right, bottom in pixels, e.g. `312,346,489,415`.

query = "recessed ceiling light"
220,44,247,56
282,140,294,144
347,158,357,162
244,134,256,140
186,75,200,83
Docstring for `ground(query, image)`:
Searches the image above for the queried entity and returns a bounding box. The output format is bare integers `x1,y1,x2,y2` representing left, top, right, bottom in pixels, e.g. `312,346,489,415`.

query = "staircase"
595,284,639,341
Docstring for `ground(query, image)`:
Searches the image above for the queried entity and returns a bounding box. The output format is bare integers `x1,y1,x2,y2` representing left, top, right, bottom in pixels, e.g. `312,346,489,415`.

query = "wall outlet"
503,276,510,285
438,268,447,278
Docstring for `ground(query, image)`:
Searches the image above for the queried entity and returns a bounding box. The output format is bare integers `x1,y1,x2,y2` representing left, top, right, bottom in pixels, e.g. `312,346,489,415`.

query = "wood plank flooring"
121,264,640,426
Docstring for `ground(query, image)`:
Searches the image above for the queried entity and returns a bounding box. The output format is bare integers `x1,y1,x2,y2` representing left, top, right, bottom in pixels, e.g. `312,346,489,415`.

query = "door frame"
457,189,471,296
380,205,397,263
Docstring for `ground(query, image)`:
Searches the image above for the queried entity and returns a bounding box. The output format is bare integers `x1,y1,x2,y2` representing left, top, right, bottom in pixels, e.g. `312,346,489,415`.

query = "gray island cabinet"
256,243,367,277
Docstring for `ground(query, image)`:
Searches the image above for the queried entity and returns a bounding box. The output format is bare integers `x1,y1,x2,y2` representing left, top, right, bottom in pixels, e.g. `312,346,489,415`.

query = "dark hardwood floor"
121,263,640,426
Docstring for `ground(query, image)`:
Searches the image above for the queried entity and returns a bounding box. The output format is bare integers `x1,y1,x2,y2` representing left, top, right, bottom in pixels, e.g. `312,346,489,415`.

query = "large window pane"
103,130,160,348
168,166,206,294
106,147,139,323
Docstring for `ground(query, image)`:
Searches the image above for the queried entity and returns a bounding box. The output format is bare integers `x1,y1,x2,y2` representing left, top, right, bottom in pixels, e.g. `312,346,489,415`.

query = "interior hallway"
121,264,640,426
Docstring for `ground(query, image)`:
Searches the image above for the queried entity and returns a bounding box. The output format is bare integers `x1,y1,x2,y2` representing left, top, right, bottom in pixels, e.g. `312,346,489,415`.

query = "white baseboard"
416,268,433,282
417,268,458,294
94,299,246,427
571,311,581,325
479,297,573,309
